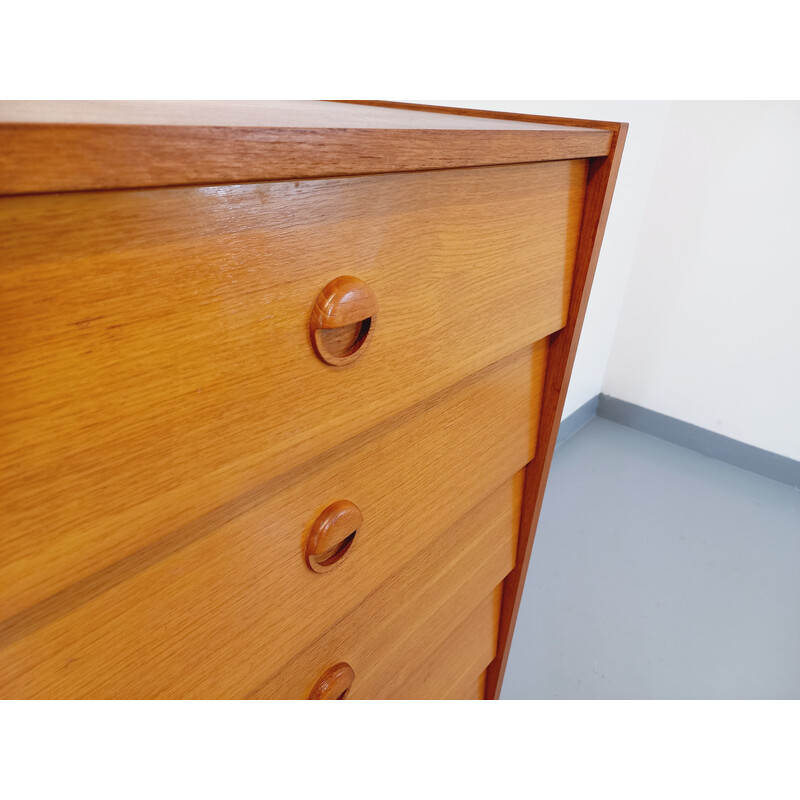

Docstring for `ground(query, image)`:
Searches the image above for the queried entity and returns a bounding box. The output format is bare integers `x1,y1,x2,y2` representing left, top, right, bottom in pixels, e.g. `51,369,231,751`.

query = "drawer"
0,160,585,618
0,345,543,698
387,584,502,700
253,473,522,699
449,670,488,701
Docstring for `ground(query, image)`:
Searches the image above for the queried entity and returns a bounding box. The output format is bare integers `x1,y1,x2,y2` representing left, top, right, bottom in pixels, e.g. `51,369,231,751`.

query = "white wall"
421,100,671,418
604,102,800,460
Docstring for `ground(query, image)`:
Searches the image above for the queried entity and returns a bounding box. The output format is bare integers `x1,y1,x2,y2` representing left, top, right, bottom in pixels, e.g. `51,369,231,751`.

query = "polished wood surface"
342,100,625,132
305,499,362,574
310,276,378,366
448,670,487,701
391,584,502,700
308,662,356,700
485,122,629,700
0,163,581,620
310,276,379,329
0,346,542,698
252,472,521,700
1,101,626,699
0,100,601,129
0,101,611,195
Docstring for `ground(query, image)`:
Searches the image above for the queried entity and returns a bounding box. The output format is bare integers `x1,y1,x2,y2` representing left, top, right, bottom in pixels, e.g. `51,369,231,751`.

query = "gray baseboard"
556,394,600,447
556,395,600,448
557,393,800,489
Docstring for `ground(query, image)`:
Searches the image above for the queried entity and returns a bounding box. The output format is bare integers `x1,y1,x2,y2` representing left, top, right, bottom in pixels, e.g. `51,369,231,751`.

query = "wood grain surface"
309,276,378,366
251,472,522,700
0,162,581,621
305,499,362,574
449,670,487,701
341,100,625,132
307,662,356,700
0,101,610,195
0,100,603,130
1,101,626,701
485,123,629,699
0,345,543,698
391,584,503,700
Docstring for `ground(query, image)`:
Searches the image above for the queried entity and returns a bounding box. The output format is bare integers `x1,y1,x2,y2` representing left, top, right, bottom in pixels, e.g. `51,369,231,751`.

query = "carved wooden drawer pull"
309,662,355,699
305,500,362,574
310,276,378,366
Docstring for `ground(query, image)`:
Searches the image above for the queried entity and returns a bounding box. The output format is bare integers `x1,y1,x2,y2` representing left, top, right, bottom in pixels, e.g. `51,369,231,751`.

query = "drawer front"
0,345,544,698
253,472,522,700
0,160,585,618
449,670,488,701
388,584,503,700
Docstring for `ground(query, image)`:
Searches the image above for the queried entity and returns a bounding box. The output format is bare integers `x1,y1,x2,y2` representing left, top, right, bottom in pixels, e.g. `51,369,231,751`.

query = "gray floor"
500,417,800,699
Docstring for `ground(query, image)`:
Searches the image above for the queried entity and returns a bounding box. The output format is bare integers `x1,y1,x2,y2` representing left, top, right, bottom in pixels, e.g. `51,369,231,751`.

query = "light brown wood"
308,662,355,700
1,101,626,701
342,100,625,133
310,276,379,330
447,669,487,701
0,162,582,621
0,344,543,698
0,100,608,130
0,101,611,195
305,500,362,574
251,472,522,700
485,123,629,700
389,584,503,700
310,276,378,366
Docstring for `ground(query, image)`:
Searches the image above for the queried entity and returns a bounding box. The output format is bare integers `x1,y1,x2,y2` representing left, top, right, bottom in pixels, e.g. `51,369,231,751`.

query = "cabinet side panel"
486,123,628,699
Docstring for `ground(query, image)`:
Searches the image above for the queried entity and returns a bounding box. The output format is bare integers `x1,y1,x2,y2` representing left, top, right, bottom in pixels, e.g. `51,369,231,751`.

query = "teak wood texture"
392,585,503,700
0,100,611,195
0,346,544,698
309,276,379,366
0,162,582,621
252,473,522,700
305,499,363,574
0,101,625,700
356,104,628,700
308,662,356,700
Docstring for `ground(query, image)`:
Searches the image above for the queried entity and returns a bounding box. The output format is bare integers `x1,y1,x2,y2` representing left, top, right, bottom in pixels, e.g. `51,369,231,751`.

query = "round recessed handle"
305,499,362,574
310,276,378,366
309,662,355,700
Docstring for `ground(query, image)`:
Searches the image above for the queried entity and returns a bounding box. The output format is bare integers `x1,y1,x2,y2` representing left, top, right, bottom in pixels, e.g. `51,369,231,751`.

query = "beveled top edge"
0,101,616,197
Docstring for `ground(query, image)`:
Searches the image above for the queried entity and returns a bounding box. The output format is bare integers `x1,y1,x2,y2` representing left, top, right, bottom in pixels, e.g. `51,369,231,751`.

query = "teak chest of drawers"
0,101,626,699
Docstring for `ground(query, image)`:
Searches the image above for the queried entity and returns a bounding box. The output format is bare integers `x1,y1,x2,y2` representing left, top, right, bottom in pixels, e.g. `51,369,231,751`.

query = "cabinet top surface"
0,101,620,196
0,100,603,132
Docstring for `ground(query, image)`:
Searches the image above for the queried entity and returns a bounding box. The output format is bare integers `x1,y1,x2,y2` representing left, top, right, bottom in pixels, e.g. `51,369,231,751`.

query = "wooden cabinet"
0,101,626,699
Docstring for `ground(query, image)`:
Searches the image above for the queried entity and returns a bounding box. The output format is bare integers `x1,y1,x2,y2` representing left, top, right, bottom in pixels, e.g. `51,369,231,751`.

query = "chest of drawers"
0,101,626,699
